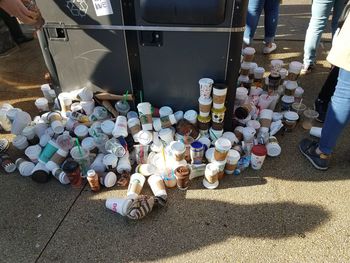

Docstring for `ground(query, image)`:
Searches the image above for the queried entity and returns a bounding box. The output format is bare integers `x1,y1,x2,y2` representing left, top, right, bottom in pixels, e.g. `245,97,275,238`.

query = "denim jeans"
303,0,346,67
319,68,350,154
243,0,280,45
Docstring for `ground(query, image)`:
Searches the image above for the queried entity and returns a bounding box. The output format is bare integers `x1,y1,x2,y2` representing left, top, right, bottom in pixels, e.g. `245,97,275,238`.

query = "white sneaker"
263,43,277,54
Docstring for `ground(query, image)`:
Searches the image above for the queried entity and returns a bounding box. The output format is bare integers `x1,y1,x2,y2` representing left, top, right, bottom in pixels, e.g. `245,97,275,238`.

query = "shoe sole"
298,144,328,171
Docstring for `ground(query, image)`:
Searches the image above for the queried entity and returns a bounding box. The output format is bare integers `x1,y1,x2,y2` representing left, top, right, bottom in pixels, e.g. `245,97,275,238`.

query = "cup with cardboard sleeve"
203,163,219,189
148,174,167,200
242,47,255,62
225,149,240,175
137,102,153,130
212,84,227,109
214,137,231,161
127,173,146,198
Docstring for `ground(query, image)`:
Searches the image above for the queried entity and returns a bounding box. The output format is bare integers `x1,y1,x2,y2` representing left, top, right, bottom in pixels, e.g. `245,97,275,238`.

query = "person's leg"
243,0,265,46
315,66,339,122
331,0,346,36
303,0,335,71
263,0,280,45
319,68,350,154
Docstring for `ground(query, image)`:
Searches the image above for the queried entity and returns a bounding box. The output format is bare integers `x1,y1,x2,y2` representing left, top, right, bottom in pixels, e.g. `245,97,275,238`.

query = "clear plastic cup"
302,109,319,130
70,146,91,176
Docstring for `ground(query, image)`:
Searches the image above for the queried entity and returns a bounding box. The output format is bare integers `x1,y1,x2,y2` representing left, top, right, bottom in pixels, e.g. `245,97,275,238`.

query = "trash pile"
0,47,317,220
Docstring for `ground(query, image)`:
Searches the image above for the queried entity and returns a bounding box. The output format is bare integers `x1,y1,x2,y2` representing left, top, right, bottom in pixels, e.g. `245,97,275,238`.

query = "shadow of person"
41,192,330,262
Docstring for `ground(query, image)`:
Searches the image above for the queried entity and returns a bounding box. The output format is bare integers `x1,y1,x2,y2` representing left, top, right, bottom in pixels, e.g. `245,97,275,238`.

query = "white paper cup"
35,98,49,112
25,144,42,163
58,92,73,113
203,163,219,189
39,133,51,147
205,147,215,162
34,123,48,137
289,61,303,74
242,127,256,143
11,110,31,135
242,47,256,62
199,78,214,99
159,106,173,117
258,94,274,110
184,110,198,125
137,102,153,130
250,145,267,170
90,153,106,173
82,137,96,152
13,135,29,150
214,137,232,161
170,141,186,161
159,128,174,145
198,137,211,150
41,84,52,102
117,153,132,174
101,120,115,136
78,87,94,101
127,173,146,197
45,160,59,172
266,136,282,157
112,116,128,138
148,174,167,197
236,87,249,101
254,67,265,79
222,132,238,145
16,158,35,177
100,171,117,188
198,97,212,116
22,126,36,140
310,127,322,138
136,130,153,145
51,120,64,134
105,198,132,216
81,100,95,115
247,120,261,132
103,153,119,170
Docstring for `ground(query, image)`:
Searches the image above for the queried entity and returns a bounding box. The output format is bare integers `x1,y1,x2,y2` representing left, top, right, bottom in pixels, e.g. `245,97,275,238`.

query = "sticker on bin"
92,0,113,16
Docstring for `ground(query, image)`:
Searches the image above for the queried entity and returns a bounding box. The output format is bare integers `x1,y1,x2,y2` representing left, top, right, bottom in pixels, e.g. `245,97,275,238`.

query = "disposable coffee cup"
77,87,94,101
288,61,303,80
81,100,95,115
137,102,153,131
285,81,298,96
198,115,211,131
159,128,174,145
259,109,273,128
258,94,274,110
175,165,191,190
292,102,307,116
212,159,227,180
234,126,244,142
22,126,36,140
25,144,42,163
56,133,74,152
190,141,204,164
11,110,31,135
198,137,211,151
159,106,173,117
31,162,50,183
50,148,68,166
184,110,198,125
212,84,227,109
82,137,97,153
302,109,319,130
170,141,186,161
243,47,256,62
254,67,265,79
211,107,226,124
270,59,284,76
103,153,118,170
284,111,299,131
162,170,177,188
247,120,261,133
101,120,115,136
70,146,90,176
15,158,34,176
117,153,132,174
38,140,59,164
310,127,322,138
58,92,72,113
51,120,64,134
35,98,49,112
148,174,167,197
242,127,256,143
39,133,51,147
281,95,295,111
127,173,146,197
251,145,267,170
100,171,117,188
13,135,29,150
115,100,130,116
134,145,149,165
52,168,70,184
41,84,53,102
127,111,139,120
209,127,223,143
105,137,126,157
266,136,282,157
90,153,106,173
225,149,240,174
105,198,132,216
203,163,219,189
294,87,304,103
112,116,128,138
74,125,89,140
249,62,258,79
222,132,239,145
87,169,101,192
198,78,214,99
240,61,251,76
214,137,232,161
198,97,212,117
174,111,184,122
128,118,141,141
94,133,109,154
45,161,59,172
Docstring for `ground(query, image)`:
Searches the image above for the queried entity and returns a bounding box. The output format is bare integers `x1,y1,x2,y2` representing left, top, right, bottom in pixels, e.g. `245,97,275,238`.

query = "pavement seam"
34,182,88,263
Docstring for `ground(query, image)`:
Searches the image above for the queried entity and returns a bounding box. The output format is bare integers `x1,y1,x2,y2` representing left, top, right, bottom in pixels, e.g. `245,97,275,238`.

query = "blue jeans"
243,0,280,45
319,68,350,154
303,0,345,67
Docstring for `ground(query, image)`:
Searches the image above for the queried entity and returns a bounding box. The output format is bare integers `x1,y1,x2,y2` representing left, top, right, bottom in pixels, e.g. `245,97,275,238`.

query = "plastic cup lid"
199,78,214,85
266,143,282,157
20,161,35,176
227,149,240,161
191,141,203,149
82,137,95,150
74,125,88,136
104,172,117,187
184,110,198,121
272,112,283,121
101,120,115,134
159,106,173,117
170,141,185,153
303,109,319,118
252,145,267,156
35,97,48,106
243,47,255,55
137,130,153,145
286,81,298,90
103,154,118,165
198,97,212,105
13,135,27,145
247,120,261,130
205,147,215,162
241,61,251,69
284,111,299,121
202,178,219,189
282,95,295,104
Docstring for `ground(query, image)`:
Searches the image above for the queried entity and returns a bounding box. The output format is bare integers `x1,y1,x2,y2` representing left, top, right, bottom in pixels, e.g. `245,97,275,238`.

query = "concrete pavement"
1,1,350,262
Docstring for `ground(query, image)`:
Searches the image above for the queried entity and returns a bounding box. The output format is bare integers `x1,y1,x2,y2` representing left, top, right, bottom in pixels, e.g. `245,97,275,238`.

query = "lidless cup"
302,109,319,130
175,165,191,190
134,144,149,164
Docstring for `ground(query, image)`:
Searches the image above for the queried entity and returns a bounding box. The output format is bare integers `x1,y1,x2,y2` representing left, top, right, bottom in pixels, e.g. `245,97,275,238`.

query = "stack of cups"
198,78,213,134
211,84,227,132
287,61,303,81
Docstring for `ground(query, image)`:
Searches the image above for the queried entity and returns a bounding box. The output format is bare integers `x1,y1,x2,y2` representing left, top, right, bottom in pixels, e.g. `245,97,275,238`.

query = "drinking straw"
123,90,129,103
93,130,98,138
75,138,83,157
140,91,143,103
161,145,166,166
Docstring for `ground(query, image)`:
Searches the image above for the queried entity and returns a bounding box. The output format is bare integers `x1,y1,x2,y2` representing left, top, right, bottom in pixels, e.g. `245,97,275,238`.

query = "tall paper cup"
137,102,153,130
127,173,146,197
105,198,132,216
148,174,167,197
199,78,214,99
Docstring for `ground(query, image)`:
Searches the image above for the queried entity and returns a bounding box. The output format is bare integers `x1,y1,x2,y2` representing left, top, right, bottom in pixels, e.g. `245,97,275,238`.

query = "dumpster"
36,0,247,129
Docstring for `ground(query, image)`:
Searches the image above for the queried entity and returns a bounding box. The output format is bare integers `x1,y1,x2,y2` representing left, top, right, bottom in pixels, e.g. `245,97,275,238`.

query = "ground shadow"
38,193,330,262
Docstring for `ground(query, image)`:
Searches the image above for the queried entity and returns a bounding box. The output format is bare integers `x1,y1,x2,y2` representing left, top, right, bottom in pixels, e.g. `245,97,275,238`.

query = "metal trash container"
36,0,247,129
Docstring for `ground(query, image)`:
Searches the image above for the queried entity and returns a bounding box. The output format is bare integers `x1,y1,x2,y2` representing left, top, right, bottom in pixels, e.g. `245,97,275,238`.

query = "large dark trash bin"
36,0,247,130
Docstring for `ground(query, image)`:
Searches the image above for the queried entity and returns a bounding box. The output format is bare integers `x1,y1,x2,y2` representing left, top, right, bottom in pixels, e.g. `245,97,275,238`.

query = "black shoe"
299,138,330,170
15,36,34,45
314,98,328,123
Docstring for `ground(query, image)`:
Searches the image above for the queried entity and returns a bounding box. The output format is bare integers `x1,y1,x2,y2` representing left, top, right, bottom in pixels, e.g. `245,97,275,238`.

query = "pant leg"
243,0,265,45
303,0,335,67
331,0,346,36
319,68,350,154
317,66,339,103
0,8,25,41
263,0,280,44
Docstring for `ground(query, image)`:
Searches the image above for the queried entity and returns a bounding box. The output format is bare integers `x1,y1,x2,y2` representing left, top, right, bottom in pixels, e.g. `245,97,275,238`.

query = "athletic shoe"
263,43,277,54
299,138,330,170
